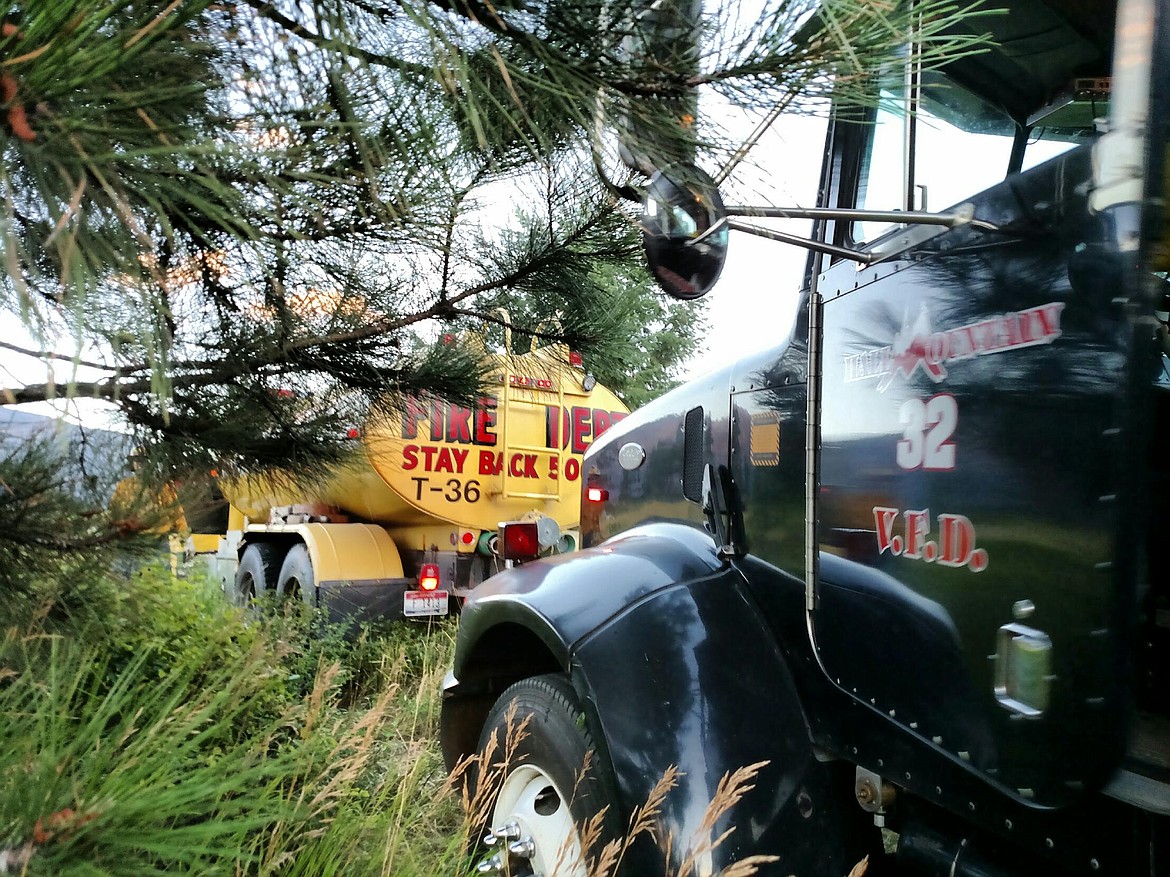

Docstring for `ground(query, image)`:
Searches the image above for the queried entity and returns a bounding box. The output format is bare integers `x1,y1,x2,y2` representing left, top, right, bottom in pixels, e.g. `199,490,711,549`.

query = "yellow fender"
274,523,405,583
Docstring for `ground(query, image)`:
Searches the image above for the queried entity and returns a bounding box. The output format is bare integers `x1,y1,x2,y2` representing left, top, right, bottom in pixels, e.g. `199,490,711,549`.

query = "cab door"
809,0,1158,808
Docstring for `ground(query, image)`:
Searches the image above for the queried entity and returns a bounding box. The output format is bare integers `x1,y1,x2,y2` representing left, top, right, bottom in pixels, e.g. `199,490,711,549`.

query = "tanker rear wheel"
276,543,316,608
233,543,285,607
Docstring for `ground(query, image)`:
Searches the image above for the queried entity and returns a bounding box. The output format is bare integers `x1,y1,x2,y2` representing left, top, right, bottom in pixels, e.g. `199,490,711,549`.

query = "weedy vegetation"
1,563,468,876
3,563,785,877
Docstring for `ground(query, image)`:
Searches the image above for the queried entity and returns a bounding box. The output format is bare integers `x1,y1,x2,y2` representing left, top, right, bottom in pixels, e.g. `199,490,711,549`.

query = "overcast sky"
682,111,828,379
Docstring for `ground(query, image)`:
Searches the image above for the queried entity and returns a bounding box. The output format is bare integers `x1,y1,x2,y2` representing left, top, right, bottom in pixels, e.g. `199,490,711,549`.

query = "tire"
473,674,621,877
233,542,285,606
275,543,316,608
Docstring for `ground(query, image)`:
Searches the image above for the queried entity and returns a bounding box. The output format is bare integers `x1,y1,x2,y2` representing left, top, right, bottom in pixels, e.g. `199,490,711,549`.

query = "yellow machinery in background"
192,341,627,620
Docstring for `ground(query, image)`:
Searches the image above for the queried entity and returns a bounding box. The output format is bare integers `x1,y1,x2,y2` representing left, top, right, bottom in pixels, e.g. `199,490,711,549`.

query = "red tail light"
500,522,540,560
586,487,609,503
418,563,440,591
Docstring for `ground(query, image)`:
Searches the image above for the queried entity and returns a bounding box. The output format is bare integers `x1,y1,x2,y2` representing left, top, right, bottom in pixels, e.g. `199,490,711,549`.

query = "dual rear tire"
232,542,316,608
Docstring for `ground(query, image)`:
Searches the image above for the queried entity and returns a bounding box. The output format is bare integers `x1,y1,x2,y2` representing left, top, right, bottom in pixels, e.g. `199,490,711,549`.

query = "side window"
854,75,1086,243
855,88,913,243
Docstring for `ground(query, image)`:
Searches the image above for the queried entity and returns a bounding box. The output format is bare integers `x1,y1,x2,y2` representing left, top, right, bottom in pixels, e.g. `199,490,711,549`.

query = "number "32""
897,394,957,471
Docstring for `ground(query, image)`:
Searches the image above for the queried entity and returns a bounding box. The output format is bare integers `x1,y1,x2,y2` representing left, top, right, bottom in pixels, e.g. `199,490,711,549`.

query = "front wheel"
473,674,620,877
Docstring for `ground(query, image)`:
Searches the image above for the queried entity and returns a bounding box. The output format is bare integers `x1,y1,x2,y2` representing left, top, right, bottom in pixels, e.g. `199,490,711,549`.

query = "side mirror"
641,163,729,300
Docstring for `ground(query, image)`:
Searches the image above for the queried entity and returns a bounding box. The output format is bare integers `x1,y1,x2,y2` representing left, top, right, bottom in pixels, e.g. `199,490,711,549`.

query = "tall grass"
0,564,470,876
3,564,793,876
457,711,781,877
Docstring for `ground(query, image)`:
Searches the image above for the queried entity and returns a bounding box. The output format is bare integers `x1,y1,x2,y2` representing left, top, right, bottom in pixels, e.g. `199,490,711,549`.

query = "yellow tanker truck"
194,341,627,620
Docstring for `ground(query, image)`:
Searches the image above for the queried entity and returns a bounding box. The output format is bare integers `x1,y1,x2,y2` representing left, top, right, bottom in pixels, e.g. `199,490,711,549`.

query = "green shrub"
0,625,297,876
1,561,468,876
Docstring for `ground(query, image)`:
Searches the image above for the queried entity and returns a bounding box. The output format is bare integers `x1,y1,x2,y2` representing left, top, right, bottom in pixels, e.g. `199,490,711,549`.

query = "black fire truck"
441,0,1170,874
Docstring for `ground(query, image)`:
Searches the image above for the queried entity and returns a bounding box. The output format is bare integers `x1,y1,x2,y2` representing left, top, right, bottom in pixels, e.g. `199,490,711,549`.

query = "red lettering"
421,445,439,470
546,405,568,449
571,406,591,454
546,406,557,448
451,448,468,474
1034,302,1065,339
593,409,612,439
434,447,455,473
873,507,899,555
429,399,444,441
475,397,498,446
548,457,559,480
446,404,473,443
401,397,428,440
872,508,988,571
402,444,419,470
502,453,539,478
938,513,976,568
903,508,930,559
564,458,580,481
479,450,502,476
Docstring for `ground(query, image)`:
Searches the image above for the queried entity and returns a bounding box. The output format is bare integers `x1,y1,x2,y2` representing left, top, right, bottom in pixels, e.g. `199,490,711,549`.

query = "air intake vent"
682,406,705,503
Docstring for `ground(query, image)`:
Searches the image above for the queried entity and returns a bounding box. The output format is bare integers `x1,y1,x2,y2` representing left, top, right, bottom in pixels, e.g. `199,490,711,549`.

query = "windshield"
854,74,1104,243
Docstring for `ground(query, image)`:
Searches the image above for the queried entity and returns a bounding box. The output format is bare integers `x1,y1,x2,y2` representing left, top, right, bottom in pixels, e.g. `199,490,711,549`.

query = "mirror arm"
590,89,642,204
723,202,993,229
723,202,999,266
725,218,885,264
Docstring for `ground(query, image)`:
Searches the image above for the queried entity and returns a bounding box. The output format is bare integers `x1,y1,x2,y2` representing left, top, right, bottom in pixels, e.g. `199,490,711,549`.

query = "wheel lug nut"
492,820,521,840
476,853,504,874
509,836,536,858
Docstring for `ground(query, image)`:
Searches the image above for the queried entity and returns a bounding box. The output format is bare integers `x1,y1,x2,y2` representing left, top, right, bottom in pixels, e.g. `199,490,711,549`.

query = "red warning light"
345,427,361,439
500,522,540,560
460,530,476,546
418,563,440,591
568,350,584,368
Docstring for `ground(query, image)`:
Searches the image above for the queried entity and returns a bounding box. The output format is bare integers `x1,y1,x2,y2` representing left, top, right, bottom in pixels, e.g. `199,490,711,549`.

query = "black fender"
441,522,870,876
440,523,725,766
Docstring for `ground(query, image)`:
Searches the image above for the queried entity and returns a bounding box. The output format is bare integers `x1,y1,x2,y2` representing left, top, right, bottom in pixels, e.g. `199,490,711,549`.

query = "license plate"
404,589,449,617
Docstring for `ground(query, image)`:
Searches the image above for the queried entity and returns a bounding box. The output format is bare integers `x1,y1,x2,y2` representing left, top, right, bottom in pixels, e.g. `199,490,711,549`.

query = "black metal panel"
581,364,733,547
572,568,872,877
812,143,1143,805
452,522,727,680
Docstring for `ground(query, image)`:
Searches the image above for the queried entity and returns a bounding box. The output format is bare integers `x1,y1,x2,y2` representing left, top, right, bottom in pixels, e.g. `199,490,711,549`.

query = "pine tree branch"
242,0,432,80
0,340,112,371
1,528,133,552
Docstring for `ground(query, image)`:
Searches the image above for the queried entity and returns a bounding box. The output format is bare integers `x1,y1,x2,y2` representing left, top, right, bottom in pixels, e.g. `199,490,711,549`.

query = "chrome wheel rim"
487,764,587,877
